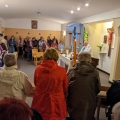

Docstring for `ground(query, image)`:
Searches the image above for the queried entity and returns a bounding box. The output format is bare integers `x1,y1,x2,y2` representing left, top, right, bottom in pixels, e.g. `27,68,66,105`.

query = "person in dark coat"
67,52,101,120
8,36,16,53
47,36,52,47
26,37,32,61
52,36,58,45
23,38,27,58
32,37,38,48
18,36,23,56
105,80,120,120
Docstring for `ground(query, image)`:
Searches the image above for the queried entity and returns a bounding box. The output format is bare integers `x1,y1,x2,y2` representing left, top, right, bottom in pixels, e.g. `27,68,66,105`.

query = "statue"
107,24,114,57
104,35,107,44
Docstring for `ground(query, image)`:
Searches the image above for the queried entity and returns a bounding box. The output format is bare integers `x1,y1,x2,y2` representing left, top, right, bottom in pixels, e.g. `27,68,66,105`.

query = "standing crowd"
0,48,101,120
0,39,120,120
0,34,65,66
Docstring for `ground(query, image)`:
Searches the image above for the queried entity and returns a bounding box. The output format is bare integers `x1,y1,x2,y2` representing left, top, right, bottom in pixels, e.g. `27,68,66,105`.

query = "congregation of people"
0,34,65,66
0,47,120,120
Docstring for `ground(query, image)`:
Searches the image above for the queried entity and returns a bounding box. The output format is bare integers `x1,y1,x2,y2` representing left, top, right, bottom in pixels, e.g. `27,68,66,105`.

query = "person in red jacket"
32,48,68,120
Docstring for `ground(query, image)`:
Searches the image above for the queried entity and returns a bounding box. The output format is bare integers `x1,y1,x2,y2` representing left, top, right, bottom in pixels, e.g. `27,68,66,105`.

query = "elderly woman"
0,53,33,101
32,48,68,120
67,52,101,120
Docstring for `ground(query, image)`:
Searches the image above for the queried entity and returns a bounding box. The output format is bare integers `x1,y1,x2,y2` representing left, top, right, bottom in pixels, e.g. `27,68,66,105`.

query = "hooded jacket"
0,66,33,101
67,62,100,120
32,60,68,120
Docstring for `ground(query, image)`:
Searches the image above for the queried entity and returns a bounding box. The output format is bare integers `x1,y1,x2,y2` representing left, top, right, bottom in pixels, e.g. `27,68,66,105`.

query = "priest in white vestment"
79,41,91,54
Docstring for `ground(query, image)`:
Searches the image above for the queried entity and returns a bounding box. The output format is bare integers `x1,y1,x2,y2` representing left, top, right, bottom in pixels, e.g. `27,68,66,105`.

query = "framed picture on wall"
31,20,37,29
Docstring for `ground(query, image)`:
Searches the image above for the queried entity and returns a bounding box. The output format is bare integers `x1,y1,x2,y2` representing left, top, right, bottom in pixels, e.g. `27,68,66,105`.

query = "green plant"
97,43,103,51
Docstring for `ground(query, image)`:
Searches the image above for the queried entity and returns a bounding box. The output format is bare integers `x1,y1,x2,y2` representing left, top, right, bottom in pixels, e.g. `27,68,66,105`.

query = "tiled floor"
18,57,110,120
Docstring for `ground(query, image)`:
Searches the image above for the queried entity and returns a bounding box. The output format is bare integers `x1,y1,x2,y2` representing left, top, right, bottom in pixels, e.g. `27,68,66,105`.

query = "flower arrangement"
97,43,103,52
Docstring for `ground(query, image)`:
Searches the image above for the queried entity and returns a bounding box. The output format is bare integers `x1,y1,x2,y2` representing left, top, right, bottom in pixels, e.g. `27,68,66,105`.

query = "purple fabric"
26,40,32,50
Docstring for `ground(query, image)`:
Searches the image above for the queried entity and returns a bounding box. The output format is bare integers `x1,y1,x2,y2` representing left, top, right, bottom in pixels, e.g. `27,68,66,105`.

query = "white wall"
97,22,114,73
61,8,120,31
76,8,120,24
0,17,5,27
5,19,61,31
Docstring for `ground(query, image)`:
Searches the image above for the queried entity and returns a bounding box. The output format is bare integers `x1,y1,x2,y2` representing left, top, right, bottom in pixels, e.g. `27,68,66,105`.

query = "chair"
96,86,110,120
34,52,43,65
32,49,38,61
32,49,38,57
13,52,18,58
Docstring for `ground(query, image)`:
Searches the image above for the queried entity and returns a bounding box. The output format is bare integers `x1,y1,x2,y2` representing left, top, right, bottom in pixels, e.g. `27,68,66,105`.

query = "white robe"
79,44,91,54
58,43,65,51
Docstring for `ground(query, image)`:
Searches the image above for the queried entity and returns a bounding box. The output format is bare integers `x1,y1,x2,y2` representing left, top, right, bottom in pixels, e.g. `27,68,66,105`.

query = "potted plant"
97,43,103,52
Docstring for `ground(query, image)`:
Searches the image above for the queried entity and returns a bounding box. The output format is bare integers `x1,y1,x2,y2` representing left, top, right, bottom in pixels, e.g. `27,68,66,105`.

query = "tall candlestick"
74,39,76,65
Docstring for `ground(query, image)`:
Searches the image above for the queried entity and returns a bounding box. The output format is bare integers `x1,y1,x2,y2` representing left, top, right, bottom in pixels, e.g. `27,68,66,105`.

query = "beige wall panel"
5,28,61,41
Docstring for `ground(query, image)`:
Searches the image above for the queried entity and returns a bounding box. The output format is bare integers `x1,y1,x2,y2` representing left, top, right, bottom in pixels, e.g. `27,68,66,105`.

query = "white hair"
112,102,120,120
78,52,91,62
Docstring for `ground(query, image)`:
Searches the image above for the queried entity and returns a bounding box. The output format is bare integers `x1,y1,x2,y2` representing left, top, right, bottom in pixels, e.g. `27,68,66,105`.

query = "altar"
59,54,99,72
59,54,78,71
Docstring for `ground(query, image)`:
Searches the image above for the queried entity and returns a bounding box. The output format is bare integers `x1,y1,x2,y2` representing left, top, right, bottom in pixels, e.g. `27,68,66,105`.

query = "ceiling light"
71,10,74,14
5,5,8,7
77,7,80,11
85,3,89,7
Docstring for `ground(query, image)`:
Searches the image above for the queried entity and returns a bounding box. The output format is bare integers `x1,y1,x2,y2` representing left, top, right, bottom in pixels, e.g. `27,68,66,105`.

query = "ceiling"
0,0,120,24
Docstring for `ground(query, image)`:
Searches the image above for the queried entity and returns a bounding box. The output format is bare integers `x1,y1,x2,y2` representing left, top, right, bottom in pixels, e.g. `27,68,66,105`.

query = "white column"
109,18,120,82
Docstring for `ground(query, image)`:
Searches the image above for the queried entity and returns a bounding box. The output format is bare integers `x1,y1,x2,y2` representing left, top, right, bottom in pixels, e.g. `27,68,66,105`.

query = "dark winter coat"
67,62,101,120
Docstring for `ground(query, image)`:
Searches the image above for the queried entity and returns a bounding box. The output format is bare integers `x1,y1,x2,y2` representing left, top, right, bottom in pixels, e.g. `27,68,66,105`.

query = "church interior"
0,0,120,120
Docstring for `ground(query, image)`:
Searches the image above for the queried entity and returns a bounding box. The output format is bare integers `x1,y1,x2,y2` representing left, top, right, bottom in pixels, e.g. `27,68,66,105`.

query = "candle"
74,39,76,65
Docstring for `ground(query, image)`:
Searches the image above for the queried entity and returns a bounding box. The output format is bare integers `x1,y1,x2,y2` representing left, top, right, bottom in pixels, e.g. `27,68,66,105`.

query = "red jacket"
32,60,68,120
